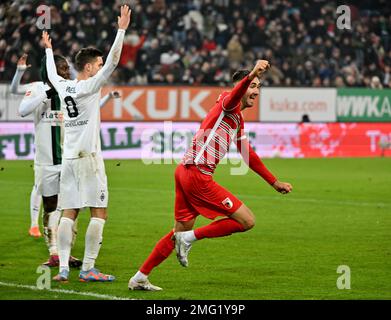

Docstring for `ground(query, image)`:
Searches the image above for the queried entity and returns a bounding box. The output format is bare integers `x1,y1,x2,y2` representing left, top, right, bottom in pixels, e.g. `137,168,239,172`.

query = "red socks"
140,230,175,275
194,218,245,240
139,219,245,275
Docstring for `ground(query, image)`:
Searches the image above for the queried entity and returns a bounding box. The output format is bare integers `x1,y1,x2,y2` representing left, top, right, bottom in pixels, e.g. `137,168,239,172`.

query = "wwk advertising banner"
336,88,391,122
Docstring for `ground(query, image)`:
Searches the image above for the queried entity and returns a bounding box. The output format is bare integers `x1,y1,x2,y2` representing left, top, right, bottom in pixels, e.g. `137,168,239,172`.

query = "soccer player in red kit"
128,60,293,291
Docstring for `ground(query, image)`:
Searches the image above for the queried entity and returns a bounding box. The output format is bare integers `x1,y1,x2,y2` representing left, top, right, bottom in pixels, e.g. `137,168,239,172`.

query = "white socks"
43,208,62,256
82,217,105,272
133,271,148,282
58,217,74,272
180,230,197,243
30,186,41,227
71,218,78,248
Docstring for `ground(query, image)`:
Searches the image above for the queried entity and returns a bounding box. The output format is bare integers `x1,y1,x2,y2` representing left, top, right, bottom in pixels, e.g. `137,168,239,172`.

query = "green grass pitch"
0,158,390,300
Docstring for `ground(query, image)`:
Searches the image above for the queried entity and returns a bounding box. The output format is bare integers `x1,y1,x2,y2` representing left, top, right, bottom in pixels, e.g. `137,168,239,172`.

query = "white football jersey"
45,29,125,159
19,81,63,165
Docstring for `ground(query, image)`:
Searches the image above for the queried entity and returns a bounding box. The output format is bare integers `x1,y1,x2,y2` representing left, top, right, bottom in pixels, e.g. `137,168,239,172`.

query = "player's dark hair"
232,69,251,83
75,47,103,71
40,55,68,84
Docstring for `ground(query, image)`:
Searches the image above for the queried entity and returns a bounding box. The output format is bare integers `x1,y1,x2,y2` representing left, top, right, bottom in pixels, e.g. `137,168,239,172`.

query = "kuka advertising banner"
1,122,390,160
100,86,259,121
259,88,337,122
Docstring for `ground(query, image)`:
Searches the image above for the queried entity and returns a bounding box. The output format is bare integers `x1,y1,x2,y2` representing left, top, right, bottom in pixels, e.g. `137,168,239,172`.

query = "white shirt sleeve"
10,66,30,95
19,83,48,117
45,48,65,93
99,94,111,108
77,29,125,97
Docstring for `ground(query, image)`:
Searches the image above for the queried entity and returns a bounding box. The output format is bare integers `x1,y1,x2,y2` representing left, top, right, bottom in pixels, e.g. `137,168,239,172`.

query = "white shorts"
34,164,61,197
59,153,108,210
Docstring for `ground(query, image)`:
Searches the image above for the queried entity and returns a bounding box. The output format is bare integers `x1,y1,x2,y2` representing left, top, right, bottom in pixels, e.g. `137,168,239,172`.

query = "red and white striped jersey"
182,74,277,186
182,83,247,175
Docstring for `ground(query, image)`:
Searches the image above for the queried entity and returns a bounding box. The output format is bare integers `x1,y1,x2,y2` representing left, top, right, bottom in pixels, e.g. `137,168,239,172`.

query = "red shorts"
174,164,243,222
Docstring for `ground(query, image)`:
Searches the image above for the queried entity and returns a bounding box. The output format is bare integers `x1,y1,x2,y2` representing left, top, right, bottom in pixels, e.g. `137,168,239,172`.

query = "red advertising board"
297,123,391,157
1,122,390,160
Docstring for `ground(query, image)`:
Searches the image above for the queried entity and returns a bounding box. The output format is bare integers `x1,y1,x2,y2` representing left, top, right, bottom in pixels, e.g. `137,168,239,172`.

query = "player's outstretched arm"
42,31,63,92
236,135,292,194
99,91,121,108
223,60,270,112
83,5,131,94
236,135,277,185
10,53,31,95
105,4,131,72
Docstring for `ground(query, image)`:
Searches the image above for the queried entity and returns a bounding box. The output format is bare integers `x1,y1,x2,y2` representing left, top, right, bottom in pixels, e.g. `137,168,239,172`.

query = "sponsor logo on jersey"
222,197,233,209
64,119,89,127
40,111,64,126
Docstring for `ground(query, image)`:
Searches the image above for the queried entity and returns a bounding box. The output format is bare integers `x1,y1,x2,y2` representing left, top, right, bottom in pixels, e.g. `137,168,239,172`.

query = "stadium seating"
0,0,390,88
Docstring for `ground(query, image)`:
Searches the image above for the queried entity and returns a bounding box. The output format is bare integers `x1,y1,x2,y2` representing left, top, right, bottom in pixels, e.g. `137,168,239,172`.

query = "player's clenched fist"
272,181,293,194
42,31,52,49
117,5,132,30
249,59,270,79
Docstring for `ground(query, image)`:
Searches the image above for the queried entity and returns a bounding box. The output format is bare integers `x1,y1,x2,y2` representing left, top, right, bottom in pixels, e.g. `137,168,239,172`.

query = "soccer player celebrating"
42,5,131,282
18,53,82,268
128,60,293,291
11,53,43,237
13,53,119,264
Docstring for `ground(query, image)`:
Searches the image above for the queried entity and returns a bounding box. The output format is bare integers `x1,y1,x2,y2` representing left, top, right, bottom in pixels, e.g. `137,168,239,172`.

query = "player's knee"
242,216,255,231
91,207,107,220
241,209,256,231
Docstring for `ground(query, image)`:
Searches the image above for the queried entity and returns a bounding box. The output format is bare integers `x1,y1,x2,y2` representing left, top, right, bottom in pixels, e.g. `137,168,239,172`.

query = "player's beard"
245,96,257,108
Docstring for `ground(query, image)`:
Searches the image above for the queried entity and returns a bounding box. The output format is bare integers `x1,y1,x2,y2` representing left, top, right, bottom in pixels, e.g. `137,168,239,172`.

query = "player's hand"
17,53,31,69
117,5,132,30
272,181,292,194
109,91,121,99
42,31,52,49
249,60,270,80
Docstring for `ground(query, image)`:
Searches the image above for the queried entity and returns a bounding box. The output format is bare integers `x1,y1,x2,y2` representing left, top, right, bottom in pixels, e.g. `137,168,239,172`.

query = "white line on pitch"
0,281,135,300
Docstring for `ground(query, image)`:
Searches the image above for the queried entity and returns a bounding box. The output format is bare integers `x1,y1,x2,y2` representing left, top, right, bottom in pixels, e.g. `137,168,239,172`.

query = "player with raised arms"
42,5,131,282
17,53,82,268
11,54,43,238
12,52,121,266
128,60,293,291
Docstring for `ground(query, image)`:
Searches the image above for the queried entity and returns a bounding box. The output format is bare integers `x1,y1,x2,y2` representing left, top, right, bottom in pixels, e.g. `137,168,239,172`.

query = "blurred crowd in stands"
0,0,390,88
